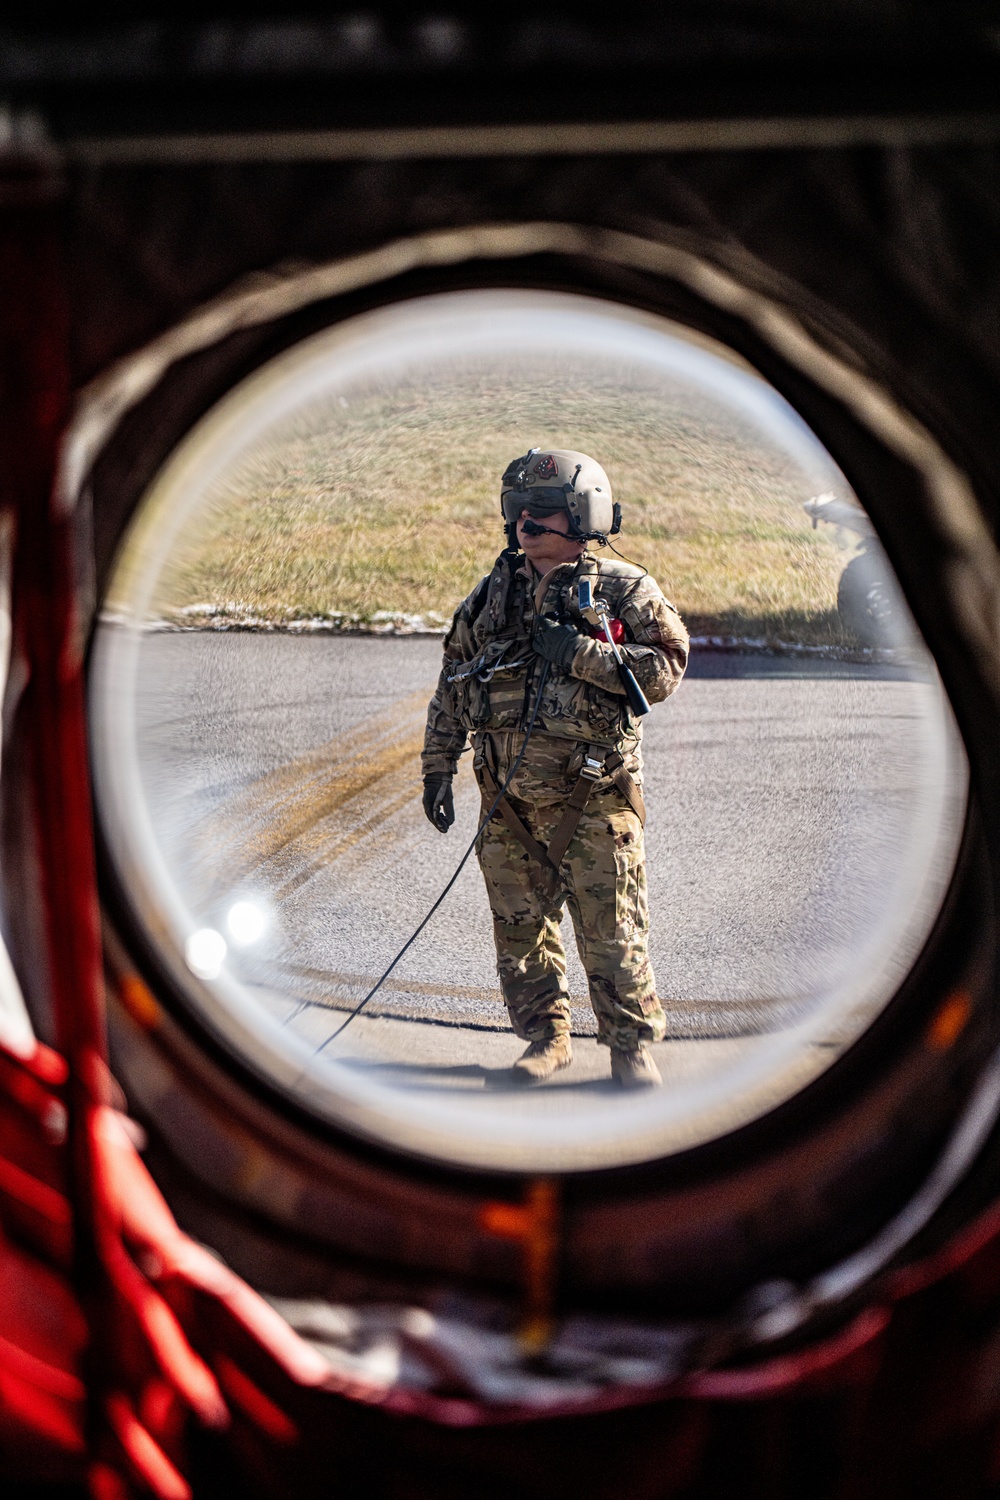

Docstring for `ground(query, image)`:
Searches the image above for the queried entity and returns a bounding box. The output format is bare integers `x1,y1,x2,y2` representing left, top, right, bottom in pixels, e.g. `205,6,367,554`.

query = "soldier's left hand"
532,616,583,671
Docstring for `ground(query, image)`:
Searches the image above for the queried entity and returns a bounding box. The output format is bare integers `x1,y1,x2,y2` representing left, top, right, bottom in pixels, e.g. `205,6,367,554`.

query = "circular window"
89,288,967,1174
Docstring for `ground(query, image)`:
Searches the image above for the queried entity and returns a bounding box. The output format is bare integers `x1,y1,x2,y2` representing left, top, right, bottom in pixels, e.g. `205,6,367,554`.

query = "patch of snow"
150,603,448,635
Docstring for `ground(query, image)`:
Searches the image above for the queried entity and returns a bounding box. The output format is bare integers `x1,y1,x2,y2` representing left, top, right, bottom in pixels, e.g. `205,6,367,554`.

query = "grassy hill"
148,359,858,646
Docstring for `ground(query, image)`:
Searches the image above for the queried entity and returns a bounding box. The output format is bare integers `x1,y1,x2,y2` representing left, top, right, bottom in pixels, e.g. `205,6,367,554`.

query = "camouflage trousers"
474,768,666,1052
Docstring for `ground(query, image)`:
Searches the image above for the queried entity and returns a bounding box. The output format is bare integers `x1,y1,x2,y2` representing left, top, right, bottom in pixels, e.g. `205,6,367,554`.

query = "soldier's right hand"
422,774,455,833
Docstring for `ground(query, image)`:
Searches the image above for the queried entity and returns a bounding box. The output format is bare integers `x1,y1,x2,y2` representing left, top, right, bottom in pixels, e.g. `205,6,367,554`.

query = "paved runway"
90,628,967,1165
125,633,965,1067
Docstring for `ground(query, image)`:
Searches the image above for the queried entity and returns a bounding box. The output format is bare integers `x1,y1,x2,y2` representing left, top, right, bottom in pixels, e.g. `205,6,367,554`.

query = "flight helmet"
500,448,622,544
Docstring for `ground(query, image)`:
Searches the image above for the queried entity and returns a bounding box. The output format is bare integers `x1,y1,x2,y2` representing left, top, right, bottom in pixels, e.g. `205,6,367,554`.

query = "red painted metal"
0,152,325,1498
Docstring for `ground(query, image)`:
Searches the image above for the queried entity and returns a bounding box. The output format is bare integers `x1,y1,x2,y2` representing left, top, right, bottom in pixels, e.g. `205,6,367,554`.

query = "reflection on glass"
90,291,968,1171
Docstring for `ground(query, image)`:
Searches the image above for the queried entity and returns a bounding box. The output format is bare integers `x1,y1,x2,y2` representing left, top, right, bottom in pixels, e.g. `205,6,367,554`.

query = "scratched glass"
89,290,967,1171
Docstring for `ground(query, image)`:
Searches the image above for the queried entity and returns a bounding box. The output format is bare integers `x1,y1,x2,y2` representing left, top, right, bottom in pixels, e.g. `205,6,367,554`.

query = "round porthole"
90,286,967,1177
78,228,999,1347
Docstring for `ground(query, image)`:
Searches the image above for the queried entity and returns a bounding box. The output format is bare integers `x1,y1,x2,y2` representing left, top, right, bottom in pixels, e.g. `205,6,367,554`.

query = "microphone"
520,516,565,538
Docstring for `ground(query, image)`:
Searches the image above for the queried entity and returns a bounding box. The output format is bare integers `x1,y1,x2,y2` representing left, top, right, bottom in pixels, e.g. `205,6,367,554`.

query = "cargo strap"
478,748,645,893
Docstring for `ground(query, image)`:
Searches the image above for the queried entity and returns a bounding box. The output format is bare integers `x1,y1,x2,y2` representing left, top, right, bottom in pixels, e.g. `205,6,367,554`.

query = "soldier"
421,449,689,1088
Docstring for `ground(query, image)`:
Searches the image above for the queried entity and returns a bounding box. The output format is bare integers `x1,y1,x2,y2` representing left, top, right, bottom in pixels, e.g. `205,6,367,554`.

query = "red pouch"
587,616,626,645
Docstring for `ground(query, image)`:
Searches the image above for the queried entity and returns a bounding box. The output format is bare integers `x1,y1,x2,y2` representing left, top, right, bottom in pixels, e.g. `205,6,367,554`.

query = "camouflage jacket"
421,549,689,782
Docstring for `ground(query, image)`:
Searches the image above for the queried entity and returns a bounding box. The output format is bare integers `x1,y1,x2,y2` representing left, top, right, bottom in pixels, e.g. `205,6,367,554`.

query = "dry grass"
150,360,856,644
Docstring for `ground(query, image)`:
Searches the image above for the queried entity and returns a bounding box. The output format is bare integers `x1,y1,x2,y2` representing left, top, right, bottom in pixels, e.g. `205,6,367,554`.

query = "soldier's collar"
528,556,594,613
519,549,592,580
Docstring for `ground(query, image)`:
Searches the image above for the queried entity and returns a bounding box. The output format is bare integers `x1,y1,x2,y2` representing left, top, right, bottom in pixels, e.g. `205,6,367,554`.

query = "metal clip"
447,640,532,685
581,756,604,780
478,647,531,683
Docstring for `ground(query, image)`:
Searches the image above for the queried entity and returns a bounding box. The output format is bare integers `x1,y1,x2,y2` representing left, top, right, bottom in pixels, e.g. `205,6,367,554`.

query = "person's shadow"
336,1058,619,1094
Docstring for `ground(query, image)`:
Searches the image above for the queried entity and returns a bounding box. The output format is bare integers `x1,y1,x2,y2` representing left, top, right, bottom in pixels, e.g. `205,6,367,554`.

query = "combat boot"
511,1035,573,1084
610,1046,662,1089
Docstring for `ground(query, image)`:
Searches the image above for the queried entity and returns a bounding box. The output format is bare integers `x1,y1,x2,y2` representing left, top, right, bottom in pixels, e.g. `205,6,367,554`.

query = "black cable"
605,536,648,578
311,658,552,1055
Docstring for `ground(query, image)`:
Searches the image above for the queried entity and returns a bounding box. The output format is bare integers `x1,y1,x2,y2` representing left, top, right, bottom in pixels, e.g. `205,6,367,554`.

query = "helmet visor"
501,486,569,522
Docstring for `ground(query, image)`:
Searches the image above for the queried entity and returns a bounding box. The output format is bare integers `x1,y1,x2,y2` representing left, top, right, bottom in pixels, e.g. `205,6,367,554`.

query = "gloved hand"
422,774,455,833
532,615,583,671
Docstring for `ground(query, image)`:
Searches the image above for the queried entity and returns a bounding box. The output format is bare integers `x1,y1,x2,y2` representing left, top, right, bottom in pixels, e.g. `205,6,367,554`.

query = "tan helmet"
500,448,621,541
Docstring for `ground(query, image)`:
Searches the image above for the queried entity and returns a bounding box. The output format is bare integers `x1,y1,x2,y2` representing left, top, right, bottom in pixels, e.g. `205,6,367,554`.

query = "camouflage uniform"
422,549,688,1051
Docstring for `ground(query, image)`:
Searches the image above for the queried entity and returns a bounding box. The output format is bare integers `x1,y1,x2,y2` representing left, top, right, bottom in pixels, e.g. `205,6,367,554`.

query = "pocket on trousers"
610,815,645,939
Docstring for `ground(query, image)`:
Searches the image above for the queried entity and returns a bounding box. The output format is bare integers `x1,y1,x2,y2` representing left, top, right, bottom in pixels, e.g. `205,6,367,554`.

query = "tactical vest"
443,551,644,751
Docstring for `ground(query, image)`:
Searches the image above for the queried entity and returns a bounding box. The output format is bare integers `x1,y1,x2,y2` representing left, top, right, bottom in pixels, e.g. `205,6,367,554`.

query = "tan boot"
610,1046,662,1089
511,1035,573,1085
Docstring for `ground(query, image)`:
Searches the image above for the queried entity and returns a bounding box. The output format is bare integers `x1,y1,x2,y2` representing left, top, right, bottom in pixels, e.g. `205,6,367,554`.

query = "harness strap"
478,747,646,893
605,749,647,827
544,764,603,872
478,763,559,886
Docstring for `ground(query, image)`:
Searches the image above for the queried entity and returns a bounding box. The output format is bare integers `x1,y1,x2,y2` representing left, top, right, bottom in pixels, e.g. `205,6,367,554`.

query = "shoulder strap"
483,550,519,635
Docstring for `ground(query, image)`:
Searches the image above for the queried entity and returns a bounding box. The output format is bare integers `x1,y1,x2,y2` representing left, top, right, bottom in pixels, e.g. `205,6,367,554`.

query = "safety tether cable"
311,658,552,1055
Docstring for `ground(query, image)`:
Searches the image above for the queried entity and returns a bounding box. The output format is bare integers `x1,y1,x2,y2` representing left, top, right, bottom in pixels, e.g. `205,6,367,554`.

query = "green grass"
148,360,858,645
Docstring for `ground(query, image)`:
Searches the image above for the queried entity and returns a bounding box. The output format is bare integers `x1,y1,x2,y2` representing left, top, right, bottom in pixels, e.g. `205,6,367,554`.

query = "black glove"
422,774,455,833
532,616,583,671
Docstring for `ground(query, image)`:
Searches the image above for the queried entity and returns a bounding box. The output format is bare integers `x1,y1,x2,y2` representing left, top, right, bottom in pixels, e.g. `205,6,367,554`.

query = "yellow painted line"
188,689,430,891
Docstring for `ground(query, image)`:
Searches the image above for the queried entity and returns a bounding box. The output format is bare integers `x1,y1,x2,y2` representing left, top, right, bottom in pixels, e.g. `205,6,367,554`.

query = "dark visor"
501,486,569,521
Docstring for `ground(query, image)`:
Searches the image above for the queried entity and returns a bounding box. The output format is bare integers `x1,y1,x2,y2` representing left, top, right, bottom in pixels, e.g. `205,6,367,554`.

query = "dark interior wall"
5,11,1000,1497
0,10,994,503
65,141,1000,510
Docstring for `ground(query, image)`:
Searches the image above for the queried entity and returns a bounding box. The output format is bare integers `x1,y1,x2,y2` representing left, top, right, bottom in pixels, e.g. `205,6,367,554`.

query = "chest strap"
478,749,646,893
